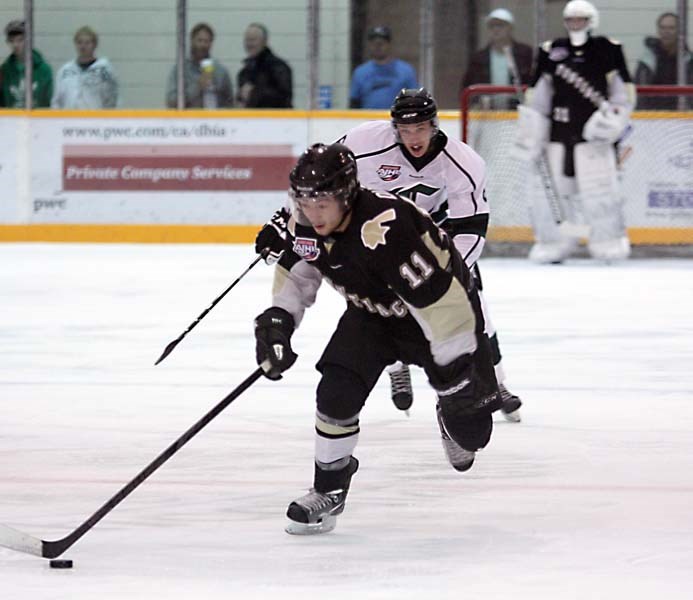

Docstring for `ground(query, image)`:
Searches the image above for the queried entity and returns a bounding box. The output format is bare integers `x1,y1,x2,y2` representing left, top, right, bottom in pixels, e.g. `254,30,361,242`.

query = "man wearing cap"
349,26,418,109
461,8,533,107
1,20,53,108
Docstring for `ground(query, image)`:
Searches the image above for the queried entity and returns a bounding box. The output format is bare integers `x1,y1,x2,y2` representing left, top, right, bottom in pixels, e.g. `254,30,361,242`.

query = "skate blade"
502,409,521,423
285,515,337,536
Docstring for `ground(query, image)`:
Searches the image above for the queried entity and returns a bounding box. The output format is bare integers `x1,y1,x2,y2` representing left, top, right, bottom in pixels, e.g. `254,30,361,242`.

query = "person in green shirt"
1,20,53,108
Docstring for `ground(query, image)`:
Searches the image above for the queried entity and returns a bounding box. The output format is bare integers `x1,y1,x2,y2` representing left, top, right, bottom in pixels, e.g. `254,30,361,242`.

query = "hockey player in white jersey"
336,88,521,423
515,0,636,263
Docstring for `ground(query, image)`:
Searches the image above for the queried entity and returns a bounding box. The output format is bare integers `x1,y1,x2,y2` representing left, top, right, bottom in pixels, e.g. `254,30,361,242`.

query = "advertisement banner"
62,145,294,192
28,117,308,224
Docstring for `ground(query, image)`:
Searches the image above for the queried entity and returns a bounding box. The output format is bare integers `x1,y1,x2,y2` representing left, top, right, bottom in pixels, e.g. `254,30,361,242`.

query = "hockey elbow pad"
255,207,290,265
254,307,298,380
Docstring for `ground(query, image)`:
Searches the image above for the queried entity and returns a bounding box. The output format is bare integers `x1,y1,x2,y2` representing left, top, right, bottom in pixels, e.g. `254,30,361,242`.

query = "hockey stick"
503,47,590,238
155,249,268,365
0,363,267,560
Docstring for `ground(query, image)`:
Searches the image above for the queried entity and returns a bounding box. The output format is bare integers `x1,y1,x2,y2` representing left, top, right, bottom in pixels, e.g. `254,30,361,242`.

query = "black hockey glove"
255,207,290,265
254,307,298,380
429,355,500,418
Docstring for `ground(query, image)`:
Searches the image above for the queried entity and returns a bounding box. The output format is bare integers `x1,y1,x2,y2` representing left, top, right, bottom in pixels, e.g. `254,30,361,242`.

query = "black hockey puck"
49,559,73,569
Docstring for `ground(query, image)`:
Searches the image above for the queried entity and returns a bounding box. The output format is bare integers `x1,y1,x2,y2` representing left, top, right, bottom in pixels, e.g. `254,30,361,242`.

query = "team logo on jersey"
554,63,607,107
361,208,396,250
548,47,570,62
376,164,402,182
293,237,320,261
390,183,440,204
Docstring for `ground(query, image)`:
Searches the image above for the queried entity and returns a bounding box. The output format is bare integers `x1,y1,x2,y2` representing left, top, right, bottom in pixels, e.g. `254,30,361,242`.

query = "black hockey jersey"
272,187,479,365
530,36,634,145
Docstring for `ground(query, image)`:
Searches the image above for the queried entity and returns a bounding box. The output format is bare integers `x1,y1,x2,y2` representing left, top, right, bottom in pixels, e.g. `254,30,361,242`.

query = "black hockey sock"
313,457,359,493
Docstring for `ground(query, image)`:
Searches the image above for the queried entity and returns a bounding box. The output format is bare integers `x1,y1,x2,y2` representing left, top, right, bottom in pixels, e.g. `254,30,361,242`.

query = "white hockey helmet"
563,0,599,30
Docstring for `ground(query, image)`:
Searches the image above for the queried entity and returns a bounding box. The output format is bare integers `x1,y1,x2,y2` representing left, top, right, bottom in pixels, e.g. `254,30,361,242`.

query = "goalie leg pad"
529,143,582,262
530,144,580,240
574,142,630,260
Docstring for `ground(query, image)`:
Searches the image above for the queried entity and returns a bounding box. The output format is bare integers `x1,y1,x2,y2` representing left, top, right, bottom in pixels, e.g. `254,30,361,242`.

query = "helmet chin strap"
568,29,589,46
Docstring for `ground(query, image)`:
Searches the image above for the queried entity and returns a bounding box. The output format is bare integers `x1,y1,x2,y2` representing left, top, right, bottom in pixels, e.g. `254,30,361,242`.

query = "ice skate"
388,362,413,412
435,404,475,472
528,239,578,264
588,236,630,262
285,457,359,535
499,383,522,423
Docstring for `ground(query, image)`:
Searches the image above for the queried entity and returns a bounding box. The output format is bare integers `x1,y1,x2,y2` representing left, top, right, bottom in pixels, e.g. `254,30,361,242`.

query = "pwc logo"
376,164,402,182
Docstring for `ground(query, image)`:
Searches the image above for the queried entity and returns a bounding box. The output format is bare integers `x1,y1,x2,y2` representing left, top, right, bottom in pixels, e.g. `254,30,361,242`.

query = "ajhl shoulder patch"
293,237,320,261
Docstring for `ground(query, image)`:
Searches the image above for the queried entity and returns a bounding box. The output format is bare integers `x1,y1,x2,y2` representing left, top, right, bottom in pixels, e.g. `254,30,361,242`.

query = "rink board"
0,109,691,244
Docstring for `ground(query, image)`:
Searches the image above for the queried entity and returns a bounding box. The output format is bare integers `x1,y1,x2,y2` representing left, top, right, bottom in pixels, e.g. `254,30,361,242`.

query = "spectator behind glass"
166,22,233,109
634,12,693,109
461,8,533,108
52,26,118,109
0,19,52,108
237,23,293,108
349,26,418,109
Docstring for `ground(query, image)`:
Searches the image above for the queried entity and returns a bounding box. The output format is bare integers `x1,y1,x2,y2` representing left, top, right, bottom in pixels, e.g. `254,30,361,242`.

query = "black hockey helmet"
289,143,359,223
390,88,439,142
390,88,438,126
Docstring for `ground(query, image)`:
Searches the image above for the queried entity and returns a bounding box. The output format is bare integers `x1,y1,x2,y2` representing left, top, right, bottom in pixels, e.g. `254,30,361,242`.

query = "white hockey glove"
512,105,550,162
582,107,630,144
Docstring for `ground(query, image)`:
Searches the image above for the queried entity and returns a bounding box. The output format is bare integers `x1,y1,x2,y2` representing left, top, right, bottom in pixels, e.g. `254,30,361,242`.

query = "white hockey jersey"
339,120,489,267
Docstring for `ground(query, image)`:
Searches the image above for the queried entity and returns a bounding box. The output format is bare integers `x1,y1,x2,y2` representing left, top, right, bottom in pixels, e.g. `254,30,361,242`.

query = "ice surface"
1,244,692,599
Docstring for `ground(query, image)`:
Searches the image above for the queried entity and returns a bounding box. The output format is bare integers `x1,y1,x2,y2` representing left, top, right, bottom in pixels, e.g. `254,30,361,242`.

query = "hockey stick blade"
0,364,267,560
0,523,43,557
154,337,183,366
154,251,267,365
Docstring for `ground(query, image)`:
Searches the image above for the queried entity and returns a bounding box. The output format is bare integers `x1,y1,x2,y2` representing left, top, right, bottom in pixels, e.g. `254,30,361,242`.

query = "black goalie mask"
289,143,359,226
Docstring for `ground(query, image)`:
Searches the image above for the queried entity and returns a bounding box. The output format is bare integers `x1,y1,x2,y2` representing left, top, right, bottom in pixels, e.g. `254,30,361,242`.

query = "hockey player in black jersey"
253,143,501,534
515,0,636,263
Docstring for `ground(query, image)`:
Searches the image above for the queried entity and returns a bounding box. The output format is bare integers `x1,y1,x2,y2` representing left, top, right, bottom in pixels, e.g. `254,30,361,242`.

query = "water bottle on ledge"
319,85,332,109
201,58,218,109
